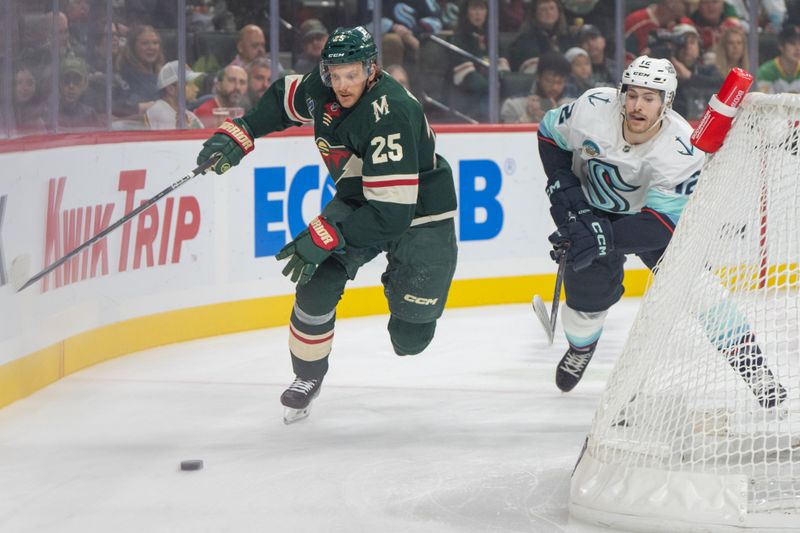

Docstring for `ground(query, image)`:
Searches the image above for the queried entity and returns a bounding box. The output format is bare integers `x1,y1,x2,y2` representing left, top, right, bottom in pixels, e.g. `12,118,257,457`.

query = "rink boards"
0,126,650,407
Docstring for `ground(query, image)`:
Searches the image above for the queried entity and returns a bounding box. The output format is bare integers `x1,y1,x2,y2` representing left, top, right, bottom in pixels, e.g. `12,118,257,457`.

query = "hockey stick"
16,154,221,292
532,245,567,345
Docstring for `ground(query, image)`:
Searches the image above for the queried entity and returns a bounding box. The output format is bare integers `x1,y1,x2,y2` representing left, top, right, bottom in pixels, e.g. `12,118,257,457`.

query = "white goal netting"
570,93,800,532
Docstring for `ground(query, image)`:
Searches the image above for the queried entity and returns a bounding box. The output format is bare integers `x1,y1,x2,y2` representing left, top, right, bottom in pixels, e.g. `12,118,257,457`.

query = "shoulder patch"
587,92,612,106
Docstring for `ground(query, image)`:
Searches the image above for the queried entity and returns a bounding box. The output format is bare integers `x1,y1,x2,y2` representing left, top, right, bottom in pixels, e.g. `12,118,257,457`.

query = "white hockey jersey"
539,86,705,223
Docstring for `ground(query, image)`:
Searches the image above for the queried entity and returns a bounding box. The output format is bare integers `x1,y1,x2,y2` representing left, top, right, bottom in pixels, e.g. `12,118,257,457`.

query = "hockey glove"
197,118,255,174
276,216,345,285
549,214,614,272
546,174,592,227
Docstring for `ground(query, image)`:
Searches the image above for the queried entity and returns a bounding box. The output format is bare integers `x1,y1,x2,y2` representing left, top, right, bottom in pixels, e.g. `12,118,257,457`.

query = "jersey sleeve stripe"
538,133,559,147
362,174,419,204
284,74,313,125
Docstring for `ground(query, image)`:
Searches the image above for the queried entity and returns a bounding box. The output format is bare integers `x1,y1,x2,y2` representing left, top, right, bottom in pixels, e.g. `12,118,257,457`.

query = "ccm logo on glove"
591,221,608,256
309,216,341,250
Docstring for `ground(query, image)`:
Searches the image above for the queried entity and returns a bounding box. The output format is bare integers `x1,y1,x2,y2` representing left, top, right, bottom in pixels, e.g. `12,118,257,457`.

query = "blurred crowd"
3,0,800,136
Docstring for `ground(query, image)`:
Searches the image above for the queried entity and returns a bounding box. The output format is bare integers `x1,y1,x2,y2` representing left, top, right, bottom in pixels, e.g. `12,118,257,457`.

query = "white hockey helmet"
618,55,678,117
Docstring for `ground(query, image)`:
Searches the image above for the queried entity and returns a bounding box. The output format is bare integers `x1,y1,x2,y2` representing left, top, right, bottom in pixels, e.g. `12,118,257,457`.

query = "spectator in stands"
757,24,800,93
230,24,266,69
64,0,92,57
145,61,204,130
712,20,748,77
59,56,102,131
624,0,692,56
690,0,742,51
386,64,412,90
501,50,571,123
577,24,615,86
508,0,573,73
374,1,449,70
117,25,164,115
86,21,124,74
195,65,248,128
501,0,527,31
242,57,272,111
670,23,723,119
293,19,329,74
564,47,594,96
13,65,46,135
449,0,511,121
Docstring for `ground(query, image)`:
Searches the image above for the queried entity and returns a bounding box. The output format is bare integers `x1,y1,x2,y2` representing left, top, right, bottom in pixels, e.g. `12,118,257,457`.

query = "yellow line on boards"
0,270,652,409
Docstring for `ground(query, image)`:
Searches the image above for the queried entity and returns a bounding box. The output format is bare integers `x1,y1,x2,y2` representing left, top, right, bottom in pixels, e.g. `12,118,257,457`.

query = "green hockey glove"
276,216,345,285
197,118,254,174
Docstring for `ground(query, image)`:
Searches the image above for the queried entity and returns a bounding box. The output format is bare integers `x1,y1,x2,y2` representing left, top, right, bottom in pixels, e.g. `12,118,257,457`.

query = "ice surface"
0,300,643,532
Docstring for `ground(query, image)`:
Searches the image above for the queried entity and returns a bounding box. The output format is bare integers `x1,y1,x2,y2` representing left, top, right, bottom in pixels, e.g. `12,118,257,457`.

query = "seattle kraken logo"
586,159,639,212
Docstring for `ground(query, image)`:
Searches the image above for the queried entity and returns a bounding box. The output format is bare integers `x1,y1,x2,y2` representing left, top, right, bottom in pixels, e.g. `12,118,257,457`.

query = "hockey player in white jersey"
537,56,705,392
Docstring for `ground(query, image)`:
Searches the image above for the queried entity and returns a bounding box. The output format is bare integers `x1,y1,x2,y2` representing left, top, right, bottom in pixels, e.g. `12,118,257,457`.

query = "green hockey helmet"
320,26,378,86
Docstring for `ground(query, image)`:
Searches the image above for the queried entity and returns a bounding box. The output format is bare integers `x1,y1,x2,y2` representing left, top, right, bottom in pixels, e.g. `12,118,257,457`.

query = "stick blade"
10,255,31,292
532,294,555,345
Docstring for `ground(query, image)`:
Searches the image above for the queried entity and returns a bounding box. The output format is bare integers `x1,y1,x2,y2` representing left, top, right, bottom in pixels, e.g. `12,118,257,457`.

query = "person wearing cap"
757,24,800,94
194,65,248,128
670,23,722,119
59,55,102,131
293,19,329,74
501,50,572,123
564,46,594,95
577,24,615,87
144,60,204,130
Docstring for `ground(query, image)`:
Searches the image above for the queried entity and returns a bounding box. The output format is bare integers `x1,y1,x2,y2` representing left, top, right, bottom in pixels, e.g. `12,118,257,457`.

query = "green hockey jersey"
242,69,458,248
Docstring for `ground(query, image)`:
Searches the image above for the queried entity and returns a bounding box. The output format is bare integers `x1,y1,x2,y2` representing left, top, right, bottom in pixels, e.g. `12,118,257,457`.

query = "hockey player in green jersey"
197,26,458,424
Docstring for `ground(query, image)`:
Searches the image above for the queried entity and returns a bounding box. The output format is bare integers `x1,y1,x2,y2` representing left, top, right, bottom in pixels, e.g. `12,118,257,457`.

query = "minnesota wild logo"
316,137,352,178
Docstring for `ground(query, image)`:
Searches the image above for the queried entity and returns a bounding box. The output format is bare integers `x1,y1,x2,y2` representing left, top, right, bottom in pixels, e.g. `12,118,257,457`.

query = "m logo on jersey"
316,137,352,177
322,102,341,126
372,94,389,123
586,159,639,212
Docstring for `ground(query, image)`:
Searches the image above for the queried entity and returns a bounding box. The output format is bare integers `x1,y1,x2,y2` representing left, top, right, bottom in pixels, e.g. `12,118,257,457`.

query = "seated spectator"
577,24,615,86
13,65,46,135
624,0,692,56
145,61,204,129
501,50,571,123
691,0,742,51
59,56,102,131
449,0,511,121
757,24,800,93
194,65,248,128
564,47,593,96
713,20,748,77
670,24,723,119
230,24,266,69
374,1,449,70
386,63,412,90
242,57,272,111
501,0,527,31
116,25,165,115
293,19,328,74
509,0,573,73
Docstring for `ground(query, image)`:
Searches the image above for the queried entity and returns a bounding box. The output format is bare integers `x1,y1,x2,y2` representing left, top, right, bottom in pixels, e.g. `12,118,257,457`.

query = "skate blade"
283,405,312,425
532,295,554,345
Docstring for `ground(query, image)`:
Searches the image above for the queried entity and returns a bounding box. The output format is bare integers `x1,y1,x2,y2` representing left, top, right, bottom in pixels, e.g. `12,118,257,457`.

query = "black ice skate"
281,377,323,424
725,337,787,409
556,343,597,393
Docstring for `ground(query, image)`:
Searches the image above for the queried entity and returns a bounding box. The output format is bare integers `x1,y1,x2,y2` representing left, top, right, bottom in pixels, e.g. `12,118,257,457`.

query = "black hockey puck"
180,459,203,471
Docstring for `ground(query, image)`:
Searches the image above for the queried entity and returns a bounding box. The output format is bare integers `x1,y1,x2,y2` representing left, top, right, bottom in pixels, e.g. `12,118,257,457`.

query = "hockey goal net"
570,93,800,532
